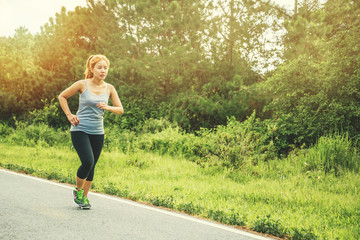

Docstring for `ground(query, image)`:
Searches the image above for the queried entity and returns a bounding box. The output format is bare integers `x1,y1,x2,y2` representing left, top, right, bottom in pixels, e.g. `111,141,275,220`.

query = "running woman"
58,55,123,209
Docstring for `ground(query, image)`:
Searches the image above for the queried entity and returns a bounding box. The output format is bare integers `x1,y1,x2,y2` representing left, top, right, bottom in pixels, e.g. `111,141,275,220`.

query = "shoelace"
83,196,90,205
76,189,84,200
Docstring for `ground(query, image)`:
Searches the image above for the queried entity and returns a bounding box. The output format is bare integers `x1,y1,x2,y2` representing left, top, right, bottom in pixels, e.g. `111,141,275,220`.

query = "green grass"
1,142,359,240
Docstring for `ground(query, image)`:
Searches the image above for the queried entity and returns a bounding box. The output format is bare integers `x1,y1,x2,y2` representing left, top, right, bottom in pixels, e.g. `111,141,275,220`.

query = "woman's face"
92,60,109,80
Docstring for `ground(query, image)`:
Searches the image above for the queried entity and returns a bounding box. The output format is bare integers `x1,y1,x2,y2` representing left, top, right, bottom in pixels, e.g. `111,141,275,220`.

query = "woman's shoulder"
71,79,87,93
105,82,115,90
105,82,117,96
77,79,87,84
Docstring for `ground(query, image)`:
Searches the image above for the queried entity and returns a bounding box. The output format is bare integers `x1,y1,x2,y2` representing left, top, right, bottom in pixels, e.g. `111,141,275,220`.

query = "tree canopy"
1,0,359,151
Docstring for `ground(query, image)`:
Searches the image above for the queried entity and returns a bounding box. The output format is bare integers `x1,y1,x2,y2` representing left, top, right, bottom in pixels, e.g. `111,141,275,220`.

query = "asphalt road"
0,168,274,240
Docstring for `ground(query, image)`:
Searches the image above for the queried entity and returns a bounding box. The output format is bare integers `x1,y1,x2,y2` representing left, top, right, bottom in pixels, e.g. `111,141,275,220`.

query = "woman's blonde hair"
84,55,110,79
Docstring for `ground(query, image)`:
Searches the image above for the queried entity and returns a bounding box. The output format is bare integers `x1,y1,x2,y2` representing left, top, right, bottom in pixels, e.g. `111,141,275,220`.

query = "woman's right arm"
58,81,83,126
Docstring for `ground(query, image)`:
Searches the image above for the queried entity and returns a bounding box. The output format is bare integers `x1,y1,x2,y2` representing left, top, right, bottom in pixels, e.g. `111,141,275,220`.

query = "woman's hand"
67,114,80,126
97,102,110,111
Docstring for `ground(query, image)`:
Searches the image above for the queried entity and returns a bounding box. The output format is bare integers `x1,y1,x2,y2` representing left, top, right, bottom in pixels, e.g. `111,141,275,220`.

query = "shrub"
138,118,178,134
137,126,194,156
0,122,14,138
27,99,69,130
103,126,138,152
6,122,71,147
195,113,277,169
135,112,277,169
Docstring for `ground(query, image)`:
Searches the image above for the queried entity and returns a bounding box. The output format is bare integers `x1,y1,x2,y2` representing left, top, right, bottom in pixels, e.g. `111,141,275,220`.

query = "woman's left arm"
97,85,124,115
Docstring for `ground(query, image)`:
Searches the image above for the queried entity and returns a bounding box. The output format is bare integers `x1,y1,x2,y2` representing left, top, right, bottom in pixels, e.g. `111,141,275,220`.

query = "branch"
218,1,229,18
272,5,292,19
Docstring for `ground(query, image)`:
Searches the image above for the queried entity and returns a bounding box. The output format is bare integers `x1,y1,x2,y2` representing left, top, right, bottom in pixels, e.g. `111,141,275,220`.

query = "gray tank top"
70,80,109,135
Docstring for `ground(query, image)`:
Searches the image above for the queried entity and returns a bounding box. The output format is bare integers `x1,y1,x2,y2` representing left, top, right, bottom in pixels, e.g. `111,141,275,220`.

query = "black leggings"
71,131,104,181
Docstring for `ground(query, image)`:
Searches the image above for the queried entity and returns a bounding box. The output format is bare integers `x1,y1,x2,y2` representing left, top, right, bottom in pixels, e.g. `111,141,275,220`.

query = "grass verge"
1,143,359,239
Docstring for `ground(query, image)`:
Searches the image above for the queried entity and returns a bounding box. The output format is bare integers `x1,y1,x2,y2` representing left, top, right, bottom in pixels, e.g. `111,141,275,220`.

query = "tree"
104,0,210,99
0,27,42,117
207,0,281,78
264,0,360,151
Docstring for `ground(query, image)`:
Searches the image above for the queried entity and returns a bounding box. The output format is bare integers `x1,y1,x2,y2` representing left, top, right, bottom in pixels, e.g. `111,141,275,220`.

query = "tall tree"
0,27,42,117
264,0,360,150
207,0,280,79
104,0,210,98
282,0,328,60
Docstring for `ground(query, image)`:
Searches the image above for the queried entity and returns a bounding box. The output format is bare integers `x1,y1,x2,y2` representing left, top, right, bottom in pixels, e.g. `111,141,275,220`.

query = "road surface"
0,168,274,240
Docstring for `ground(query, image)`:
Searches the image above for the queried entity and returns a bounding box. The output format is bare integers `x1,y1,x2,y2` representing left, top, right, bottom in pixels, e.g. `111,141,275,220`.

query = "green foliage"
264,0,360,152
177,202,203,215
252,215,285,238
290,227,317,240
103,128,137,152
5,122,71,148
136,112,277,169
139,118,178,134
300,133,360,175
0,28,45,115
104,97,172,131
1,142,359,240
0,122,14,138
125,152,151,169
195,113,277,168
103,182,128,197
27,99,69,129
1,0,281,133
1,0,359,156
150,195,175,209
137,126,191,156
207,210,246,226
171,73,263,130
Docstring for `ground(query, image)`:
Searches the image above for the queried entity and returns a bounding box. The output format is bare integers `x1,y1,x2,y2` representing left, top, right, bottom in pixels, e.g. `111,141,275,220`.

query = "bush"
27,99,69,130
6,122,71,147
0,122,14,138
136,112,277,169
138,118,178,134
137,126,193,156
103,126,138,152
195,113,277,168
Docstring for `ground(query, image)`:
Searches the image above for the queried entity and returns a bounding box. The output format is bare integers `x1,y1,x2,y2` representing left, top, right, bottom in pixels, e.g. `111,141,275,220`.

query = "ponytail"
84,55,110,79
84,55,94,79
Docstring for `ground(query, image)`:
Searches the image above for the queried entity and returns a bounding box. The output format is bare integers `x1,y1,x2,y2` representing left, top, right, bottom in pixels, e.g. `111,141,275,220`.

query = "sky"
0,0,295,37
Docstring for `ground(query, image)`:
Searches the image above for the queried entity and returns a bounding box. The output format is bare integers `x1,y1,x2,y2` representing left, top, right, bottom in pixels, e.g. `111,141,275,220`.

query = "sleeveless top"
70,80,109,135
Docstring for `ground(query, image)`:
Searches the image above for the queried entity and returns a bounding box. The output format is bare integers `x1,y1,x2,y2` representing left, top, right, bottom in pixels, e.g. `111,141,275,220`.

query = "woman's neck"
90,77,104,86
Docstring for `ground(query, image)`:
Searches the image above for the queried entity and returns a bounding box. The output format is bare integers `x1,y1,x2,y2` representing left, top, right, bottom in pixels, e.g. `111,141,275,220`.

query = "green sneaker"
81,196,91,209
73,188,84,206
